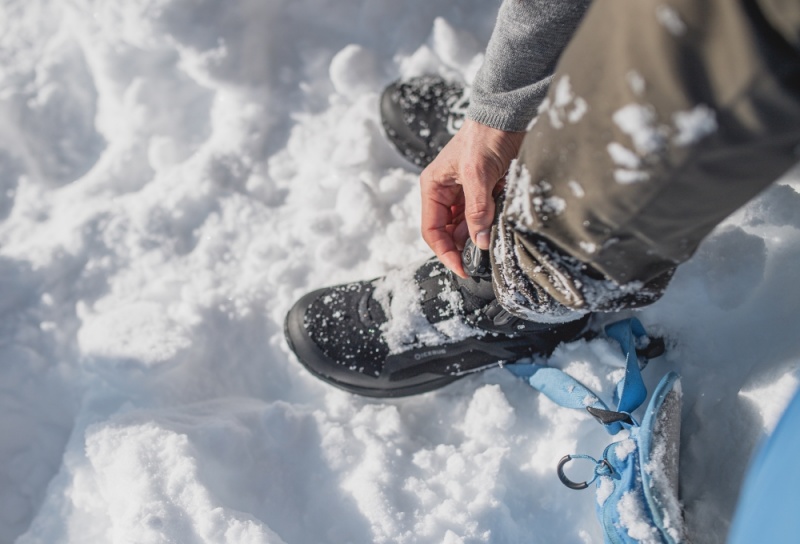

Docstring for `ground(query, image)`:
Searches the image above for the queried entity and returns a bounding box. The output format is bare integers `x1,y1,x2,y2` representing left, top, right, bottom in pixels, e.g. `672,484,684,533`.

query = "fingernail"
476,229,491,250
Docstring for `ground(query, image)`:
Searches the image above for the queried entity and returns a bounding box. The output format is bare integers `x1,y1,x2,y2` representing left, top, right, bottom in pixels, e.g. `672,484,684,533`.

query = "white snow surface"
1,1,799,543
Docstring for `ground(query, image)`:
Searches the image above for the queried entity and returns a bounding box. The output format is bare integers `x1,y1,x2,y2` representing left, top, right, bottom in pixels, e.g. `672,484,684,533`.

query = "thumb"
462,171,496,250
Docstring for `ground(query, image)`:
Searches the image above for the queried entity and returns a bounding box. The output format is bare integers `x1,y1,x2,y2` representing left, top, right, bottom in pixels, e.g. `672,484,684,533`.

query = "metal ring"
557,455,590,490
599,459,613,475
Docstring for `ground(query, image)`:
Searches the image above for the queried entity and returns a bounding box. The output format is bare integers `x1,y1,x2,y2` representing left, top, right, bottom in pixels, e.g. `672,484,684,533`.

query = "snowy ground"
1,1,799,543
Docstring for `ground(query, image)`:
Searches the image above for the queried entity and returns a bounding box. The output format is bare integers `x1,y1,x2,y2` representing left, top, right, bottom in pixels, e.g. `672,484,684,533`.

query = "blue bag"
507,318,686,543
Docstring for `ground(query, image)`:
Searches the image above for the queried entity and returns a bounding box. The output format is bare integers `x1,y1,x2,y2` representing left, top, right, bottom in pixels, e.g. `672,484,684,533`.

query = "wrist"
461,119,526,164
466,106,534,133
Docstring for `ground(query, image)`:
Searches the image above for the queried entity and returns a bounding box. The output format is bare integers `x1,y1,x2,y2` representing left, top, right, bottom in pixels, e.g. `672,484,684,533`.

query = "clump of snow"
596,476,615,507
627,70,646,96
611,101,716,184
373,262,440,352
506,165,568,226
462,384,516,441
538,75,588,129
372,261,483,354
536,195,567,217
607,142,641,170
608,141,649,185
656,5,688,36
81,418,288,544
429,17,483,80
329,45,382,99
615,439,636,460
613,103,665,156
614,169,650,185
568,180,585,199
618,491,660,544
672,104,717,146
568,98,589,124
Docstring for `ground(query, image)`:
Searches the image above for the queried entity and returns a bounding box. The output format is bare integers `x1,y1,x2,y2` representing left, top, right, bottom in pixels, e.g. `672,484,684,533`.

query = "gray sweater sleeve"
467,0,591,132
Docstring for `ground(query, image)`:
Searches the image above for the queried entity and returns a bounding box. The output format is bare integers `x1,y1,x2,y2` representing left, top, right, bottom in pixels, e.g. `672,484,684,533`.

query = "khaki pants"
492,0,800,318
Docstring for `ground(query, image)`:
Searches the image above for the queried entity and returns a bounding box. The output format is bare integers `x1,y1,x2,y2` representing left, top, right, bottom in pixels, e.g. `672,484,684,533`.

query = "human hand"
419,119,526,277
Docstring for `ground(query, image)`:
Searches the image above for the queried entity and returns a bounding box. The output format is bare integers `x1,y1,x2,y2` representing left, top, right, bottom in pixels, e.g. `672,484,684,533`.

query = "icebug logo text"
414,349,447,361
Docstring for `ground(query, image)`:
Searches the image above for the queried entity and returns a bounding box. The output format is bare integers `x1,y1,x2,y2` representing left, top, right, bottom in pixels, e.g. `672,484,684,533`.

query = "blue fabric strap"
507,318,651,435
604,319,648,415
506,364,612,413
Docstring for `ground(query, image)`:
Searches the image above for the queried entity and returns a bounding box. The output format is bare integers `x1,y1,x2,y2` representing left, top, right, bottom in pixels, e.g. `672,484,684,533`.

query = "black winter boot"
380,75,469,168
284,242,590,398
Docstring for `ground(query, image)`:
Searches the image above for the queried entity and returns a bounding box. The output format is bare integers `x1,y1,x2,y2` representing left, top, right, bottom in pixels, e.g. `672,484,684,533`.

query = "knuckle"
465,207,491,224
420,227,434,246
460,162,489,182
464,193,495,226
420,164,437,183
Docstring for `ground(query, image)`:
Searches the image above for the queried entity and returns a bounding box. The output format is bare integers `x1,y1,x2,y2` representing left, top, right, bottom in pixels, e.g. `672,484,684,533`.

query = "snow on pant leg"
491,0,800,319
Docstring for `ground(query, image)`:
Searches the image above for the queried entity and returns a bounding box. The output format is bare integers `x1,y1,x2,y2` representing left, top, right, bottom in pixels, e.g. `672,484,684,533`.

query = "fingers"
439,248,467,278
420,178,467,278
421,222,467,278
459,164,496,250
453,220,469,250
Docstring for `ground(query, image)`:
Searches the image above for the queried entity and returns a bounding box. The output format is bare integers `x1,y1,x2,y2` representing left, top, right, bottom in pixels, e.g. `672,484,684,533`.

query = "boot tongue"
454,275,496,314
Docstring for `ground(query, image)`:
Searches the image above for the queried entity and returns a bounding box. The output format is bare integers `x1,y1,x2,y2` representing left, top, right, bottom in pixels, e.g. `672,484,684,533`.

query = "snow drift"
1,0,798,542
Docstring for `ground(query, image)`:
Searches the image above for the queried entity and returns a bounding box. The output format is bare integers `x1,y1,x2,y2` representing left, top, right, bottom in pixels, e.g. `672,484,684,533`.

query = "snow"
579,241,597,255
372,261,483,354
672,105,717,147
656,5,688,37
614,169,650,185
504,160,537,228
618,491,660,544
615,439,636,460
607,142,641,170
538,75,588,130
608,141,648,185
612,101,718,183
627,70,646,96
739,373,799,433
1,1,799,543
567,180,585,199
612,103,665,156
596,476,614,507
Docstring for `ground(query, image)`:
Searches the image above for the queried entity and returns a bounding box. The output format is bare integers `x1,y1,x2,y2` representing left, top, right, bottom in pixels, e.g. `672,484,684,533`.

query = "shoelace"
445,87,471,135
